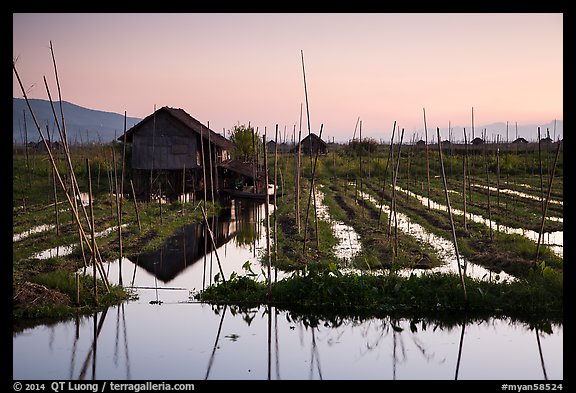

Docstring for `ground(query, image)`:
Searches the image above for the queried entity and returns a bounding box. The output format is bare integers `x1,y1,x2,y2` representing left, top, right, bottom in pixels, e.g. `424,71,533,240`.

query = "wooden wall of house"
131,111,198,170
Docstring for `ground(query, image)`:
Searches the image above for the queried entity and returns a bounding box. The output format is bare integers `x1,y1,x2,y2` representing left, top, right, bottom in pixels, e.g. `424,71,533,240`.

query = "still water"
13,199,562,380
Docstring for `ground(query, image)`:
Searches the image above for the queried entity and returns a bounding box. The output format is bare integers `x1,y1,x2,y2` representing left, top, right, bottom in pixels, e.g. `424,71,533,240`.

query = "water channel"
13,197,562,381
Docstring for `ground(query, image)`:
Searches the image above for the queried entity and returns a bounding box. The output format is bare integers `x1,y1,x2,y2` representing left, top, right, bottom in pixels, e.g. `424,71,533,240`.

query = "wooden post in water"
437,128,467,303
496,135,501,208
423,108,431,210
130,179,142,230
86,158,98,304
296,112,302,233
389,129,404,254
302,125,323,255
200,125,207,204
535,141,561,263
538,127,544,215
263,132,272,299
15,59,110,291
462,128,468,232
208,121,215,202
112,147,123,285
378,121,396,226
484,133,493,242
200,205,227,286
273,124,279,282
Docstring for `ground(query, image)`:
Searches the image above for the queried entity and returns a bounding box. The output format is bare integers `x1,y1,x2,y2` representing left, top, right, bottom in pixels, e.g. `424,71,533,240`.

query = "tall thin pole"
112,147,123,285
263,132,272,299
87,159,98,304
200,125,207,204
303,125,323,255
437,128,467,303
535,142,561,262
208,121,215,202
273,124,279,282
378,121,396,225
423,108,431,209
296,109,302,233
462,129,468,232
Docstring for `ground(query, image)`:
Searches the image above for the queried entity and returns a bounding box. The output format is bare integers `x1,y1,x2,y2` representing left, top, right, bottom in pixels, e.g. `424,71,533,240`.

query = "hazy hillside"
13,98,142,144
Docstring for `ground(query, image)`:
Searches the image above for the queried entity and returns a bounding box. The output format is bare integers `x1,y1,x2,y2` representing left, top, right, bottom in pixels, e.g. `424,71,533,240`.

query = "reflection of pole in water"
309,328,323,380
154,259,159,303
121,303,132,379
113,303,132,378
268,304,272,380
203,221,207,290
78,308,109,380
275,306,280,380
535,327,549,380
455,318,466,380
130,255,138,287
205,305,227,380
69,314,80,379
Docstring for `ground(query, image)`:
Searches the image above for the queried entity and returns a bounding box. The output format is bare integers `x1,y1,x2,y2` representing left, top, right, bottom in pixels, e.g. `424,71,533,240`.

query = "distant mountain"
13,98,142,144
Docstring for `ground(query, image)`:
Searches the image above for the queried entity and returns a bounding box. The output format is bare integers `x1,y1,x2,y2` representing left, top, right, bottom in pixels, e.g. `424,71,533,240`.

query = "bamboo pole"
378,121,396,226
296,109,302,233
14,63,110,290
462,129,468,232
208,121,215,202
273,124,279,282
538,127,544,215
200,205,226,285
437,128,467,303
200,125,207,203
423,108,431,209
130,179,142,230
52,164,60,236
86,159,98,304
112,148,123,285
182,163,186,214
535,141,561,262
263,132,272,299
484,134,493,242
302,125,323,255
150,105,156,201
388,129,404,255
359,120,363,217
496,135,501,208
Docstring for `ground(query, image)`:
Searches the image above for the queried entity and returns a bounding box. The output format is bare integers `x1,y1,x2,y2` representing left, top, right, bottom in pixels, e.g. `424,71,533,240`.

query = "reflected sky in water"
13,198,562,380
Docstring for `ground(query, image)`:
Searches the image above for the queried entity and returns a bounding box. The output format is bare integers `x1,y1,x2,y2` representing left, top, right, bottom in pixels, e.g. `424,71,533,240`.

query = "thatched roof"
118,106,235,150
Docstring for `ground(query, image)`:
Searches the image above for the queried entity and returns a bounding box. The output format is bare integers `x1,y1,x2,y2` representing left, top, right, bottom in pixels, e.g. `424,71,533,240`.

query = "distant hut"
117,106,235,201
415,139,426,148
540,136,553,145
512,137,528,144
266,140,277,154
471,137,485,145
293,132,328,155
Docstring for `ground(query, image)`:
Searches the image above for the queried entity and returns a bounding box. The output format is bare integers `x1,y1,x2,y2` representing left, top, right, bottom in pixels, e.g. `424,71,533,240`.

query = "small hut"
293,132,328,155
512,137,528,144
117,106,235,201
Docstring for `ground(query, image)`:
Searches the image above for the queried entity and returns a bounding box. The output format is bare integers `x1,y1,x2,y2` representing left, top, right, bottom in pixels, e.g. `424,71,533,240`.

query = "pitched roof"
301,132,327,146
218,159,257,179
118,106,235,150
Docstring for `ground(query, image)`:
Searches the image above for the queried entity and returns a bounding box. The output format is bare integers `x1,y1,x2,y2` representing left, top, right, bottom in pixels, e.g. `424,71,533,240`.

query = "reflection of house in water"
128,199,264,283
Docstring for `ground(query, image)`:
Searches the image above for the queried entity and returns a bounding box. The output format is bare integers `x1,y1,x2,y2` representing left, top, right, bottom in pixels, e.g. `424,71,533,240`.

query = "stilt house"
118,106,235,201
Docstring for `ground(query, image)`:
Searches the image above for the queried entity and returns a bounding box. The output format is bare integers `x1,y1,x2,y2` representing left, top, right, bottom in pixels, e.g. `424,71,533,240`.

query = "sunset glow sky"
13,13,563,142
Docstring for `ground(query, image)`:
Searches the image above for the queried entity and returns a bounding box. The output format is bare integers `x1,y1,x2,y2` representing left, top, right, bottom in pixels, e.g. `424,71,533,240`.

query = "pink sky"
13,13,563,142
